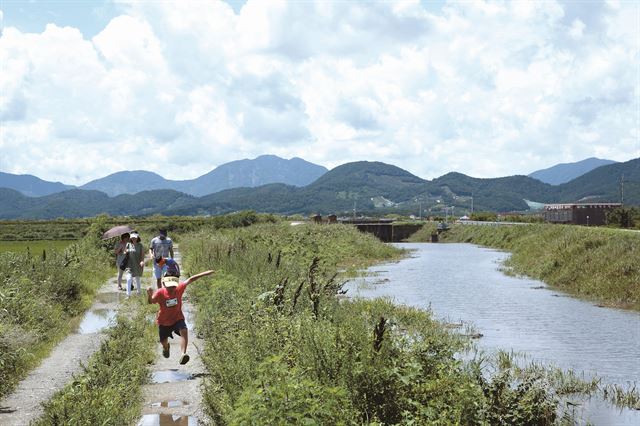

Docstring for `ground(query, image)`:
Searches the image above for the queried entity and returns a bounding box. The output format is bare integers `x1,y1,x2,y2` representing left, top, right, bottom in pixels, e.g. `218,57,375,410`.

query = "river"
345,243,640,425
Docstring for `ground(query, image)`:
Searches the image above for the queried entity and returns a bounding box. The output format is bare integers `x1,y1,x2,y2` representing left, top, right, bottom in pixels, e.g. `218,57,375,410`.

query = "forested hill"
556,158,639,203
0,159,636,219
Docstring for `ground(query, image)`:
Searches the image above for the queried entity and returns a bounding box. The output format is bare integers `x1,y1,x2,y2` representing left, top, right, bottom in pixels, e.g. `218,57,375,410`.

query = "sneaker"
162,347,170,358
179,353,190,365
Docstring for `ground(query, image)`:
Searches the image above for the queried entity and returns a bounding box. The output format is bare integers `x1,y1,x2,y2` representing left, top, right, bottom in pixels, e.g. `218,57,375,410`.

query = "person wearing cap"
147,269,215,365
124,232,146,296
149,229,174,289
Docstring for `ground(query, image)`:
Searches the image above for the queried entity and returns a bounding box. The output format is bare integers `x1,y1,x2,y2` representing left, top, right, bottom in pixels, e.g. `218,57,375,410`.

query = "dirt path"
0,275,135,426
138,248,208,425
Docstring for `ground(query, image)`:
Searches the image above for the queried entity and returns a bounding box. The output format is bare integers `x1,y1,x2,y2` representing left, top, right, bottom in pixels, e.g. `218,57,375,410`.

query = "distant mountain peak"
528,157,618,185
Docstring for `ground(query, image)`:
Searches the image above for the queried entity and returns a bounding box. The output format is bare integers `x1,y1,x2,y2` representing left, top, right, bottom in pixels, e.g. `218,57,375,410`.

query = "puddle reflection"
137,414,196,426
150,400,189,408
75,309,116,334
152,369,193,383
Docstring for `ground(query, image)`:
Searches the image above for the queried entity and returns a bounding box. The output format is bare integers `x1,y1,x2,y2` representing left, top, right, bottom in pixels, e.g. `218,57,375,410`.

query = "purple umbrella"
101,225,134,240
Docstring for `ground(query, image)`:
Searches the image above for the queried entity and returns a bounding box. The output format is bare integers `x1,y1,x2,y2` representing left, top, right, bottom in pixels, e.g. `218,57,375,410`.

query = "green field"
0,240,76,254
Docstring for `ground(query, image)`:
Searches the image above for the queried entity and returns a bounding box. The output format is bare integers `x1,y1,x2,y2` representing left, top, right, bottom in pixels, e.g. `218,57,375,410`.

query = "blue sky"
0,0,638,185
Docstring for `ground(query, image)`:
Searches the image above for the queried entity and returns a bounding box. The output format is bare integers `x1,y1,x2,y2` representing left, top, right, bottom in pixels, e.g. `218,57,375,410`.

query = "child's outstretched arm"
183,270,215,286
146,287,156,304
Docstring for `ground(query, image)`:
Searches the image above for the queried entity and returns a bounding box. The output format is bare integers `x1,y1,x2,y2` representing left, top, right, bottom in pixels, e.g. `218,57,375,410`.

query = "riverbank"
412,224,639,310
181,223,599,424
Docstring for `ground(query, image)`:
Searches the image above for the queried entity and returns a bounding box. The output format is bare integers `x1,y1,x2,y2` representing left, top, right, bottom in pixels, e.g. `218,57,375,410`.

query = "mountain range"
1,155,327,198
0,157,637,219
1,155,616,198
527,157,618,185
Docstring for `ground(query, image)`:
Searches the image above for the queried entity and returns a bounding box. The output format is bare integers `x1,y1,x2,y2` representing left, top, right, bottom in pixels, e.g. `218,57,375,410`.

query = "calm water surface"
346,243,640,425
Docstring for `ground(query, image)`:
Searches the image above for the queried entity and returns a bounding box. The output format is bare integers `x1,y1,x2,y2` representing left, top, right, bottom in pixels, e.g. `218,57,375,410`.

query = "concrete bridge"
339,219,422,243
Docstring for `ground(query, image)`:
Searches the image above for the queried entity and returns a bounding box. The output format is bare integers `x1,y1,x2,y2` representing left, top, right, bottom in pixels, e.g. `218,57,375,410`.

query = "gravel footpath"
138,248,208,425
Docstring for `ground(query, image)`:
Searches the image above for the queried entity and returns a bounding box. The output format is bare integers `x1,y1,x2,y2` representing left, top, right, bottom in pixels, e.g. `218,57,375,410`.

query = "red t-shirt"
152,283,186,326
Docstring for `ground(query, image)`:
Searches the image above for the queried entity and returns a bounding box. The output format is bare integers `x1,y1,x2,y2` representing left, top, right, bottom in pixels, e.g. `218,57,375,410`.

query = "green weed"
182,223,578,424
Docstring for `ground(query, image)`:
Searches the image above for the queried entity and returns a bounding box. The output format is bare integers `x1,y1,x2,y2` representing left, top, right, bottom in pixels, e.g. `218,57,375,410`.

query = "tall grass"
431,224,639,309
182,223,579,424
0,219,113,398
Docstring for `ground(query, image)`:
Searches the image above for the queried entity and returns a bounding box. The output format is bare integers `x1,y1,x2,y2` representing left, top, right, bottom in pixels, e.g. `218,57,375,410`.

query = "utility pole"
353,200,357,220
620,175,624,207
419,202,422,220
471,193,474,215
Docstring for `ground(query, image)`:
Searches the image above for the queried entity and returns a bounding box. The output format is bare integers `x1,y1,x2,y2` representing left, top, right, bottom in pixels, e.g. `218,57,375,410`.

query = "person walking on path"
125,233,146,296
146,270,214,365
114,233,130,291
149,229,174,289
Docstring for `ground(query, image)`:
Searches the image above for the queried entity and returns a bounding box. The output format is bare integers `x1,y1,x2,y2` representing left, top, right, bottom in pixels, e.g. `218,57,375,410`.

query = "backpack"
164,258,180,278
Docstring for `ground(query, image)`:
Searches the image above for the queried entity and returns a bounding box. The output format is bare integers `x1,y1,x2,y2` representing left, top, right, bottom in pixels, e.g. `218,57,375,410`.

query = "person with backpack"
147,269,215,365
155,256,180,278
149,229,174,289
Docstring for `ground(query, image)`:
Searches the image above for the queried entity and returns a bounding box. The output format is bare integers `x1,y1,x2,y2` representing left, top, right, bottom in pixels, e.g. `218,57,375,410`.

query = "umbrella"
101,225,134,240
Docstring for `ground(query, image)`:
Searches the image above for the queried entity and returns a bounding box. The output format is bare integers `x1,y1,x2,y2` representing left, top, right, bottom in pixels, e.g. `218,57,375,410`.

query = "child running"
147,269,215,365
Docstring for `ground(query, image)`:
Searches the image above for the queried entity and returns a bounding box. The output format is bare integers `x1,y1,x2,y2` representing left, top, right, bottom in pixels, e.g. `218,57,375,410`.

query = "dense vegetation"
424,224,640,310
0,219,112,398
0,211,278,241
181,223,587,424
1,158,637,219
606,206,640,229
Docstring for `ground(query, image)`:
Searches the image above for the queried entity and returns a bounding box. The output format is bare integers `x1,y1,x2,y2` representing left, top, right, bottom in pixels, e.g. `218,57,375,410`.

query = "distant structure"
543,203,621,226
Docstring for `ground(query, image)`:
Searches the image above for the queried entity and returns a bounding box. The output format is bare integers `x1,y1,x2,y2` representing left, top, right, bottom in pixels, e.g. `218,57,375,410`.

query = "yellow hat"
162,276,179,288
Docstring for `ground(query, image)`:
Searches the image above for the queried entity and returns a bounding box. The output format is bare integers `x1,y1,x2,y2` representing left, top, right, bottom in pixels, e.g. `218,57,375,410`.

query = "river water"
345,243,640,425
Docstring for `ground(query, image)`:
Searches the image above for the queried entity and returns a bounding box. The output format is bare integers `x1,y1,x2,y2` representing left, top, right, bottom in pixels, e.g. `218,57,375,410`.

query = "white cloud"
0,0,638,186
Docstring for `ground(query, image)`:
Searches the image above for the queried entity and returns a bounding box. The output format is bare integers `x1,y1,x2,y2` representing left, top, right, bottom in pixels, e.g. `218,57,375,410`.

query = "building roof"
544,203,622,210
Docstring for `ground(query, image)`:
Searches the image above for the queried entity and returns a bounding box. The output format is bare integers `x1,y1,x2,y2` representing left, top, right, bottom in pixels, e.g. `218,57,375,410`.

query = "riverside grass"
33,303,156,426
413,224,640,310
182,223,582,424
0,220,112,398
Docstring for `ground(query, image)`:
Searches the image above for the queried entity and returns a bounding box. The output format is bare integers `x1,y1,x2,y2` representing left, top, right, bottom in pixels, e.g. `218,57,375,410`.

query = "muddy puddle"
75,308,117,334
150,400,189,408
151,370,193,383
137,414,196,426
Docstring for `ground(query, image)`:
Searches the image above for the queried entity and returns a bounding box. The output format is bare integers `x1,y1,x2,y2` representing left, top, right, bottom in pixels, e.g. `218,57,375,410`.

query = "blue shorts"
158,319,187,342
153,262,167,279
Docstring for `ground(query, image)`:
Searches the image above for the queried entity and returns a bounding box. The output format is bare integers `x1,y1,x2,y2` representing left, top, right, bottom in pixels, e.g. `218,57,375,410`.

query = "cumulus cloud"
0,0,638,185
